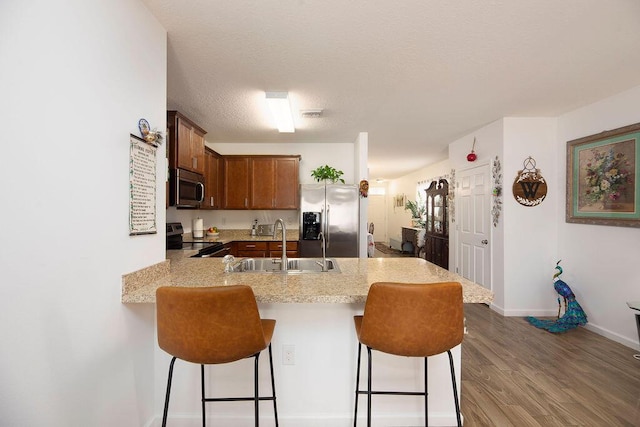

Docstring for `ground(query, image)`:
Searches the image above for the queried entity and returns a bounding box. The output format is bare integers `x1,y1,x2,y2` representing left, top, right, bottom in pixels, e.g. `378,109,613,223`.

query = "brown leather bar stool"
156,285,278,427
353,281,464,427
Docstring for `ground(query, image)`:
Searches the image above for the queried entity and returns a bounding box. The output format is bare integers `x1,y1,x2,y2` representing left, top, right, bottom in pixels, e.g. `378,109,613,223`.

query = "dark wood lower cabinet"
424,235,448,269
236,241,268,257
268,241,298,258
401,227,421,256
230,241,298,258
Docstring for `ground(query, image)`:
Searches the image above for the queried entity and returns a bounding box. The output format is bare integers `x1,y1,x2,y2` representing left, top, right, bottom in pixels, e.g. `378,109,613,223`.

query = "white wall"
502,118,559,314
557,86,640,349
354,132,369,258
386,159,451,245
0,1,166,425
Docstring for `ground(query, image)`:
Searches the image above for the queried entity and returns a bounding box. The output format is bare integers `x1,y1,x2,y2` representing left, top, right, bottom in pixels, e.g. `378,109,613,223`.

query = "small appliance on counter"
166,222,227,257
256,223,274,236
192,217,204,239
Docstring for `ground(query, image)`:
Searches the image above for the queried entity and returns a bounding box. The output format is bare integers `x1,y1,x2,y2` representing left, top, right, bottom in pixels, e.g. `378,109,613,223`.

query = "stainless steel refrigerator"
299,184,359,257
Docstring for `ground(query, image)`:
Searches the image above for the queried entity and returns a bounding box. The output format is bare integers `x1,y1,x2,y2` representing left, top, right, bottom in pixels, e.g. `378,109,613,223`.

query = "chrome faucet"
317,231,327,272
273,218,287,272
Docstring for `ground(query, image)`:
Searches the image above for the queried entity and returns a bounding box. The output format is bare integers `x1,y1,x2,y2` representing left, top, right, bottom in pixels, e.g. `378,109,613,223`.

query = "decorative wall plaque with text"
512,156,547,207
129,134,157,235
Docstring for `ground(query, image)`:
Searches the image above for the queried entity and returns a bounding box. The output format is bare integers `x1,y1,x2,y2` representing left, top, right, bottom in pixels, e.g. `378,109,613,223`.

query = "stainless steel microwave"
169,168,205,208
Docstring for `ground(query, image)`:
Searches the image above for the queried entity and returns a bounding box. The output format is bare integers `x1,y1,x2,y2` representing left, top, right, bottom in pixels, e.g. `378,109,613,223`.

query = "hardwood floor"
461,303,640,426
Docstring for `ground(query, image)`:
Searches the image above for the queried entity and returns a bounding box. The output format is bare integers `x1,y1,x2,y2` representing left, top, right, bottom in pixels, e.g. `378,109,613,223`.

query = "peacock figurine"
527,260,588,333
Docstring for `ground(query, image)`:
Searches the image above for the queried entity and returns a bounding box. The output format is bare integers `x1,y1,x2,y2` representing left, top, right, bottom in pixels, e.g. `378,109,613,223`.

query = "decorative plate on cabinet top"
138,118,150,137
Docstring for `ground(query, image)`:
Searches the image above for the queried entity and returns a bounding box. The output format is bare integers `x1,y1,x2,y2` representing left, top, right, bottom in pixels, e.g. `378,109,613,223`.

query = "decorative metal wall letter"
512,156,547,207
492,156,502,226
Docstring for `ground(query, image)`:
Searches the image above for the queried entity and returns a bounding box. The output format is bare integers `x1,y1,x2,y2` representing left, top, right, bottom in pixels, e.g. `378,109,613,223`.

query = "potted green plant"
311,165,345,183
405,199,425,227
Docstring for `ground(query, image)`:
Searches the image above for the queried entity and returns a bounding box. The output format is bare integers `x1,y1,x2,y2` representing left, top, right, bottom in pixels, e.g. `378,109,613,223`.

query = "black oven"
169,168,205,208
188,242,229,258
167,222,228,257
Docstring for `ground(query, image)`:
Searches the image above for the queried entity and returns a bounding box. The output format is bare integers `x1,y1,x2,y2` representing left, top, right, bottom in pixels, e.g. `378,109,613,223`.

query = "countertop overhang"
122,256,494,305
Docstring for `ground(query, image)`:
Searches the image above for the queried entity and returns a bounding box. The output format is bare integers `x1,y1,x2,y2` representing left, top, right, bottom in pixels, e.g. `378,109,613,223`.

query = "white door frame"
367,193,388,243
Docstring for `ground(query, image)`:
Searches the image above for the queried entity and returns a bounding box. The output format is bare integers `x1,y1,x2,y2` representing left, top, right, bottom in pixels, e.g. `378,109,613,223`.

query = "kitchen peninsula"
123,254,492,304
122,255,492,425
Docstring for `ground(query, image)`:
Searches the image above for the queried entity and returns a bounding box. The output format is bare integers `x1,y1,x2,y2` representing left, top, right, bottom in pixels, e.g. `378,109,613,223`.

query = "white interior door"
457,165,491,289
367,194,387,243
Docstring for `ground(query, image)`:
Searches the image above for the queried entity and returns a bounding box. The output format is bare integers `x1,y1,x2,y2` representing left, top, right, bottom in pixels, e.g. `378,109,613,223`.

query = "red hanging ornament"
467,137,477,162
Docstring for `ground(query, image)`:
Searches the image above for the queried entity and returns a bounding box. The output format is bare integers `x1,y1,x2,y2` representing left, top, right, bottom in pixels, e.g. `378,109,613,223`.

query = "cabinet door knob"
481,239,488,245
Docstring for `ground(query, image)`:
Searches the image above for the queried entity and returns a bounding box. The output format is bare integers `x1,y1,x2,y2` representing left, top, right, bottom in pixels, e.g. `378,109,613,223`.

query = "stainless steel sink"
228,258,340,273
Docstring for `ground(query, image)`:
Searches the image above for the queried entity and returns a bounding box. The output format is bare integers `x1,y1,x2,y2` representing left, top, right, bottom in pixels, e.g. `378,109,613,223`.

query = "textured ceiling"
142,0,640,179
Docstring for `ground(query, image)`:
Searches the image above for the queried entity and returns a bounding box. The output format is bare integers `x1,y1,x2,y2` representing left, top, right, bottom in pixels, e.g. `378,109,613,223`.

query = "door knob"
481,239,488,245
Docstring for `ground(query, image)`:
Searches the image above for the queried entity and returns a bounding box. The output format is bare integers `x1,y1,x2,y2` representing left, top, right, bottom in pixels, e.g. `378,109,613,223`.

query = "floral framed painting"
566,122,640,227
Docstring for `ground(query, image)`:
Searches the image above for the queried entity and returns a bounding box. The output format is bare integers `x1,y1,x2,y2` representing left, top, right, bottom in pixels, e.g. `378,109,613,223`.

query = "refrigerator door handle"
326,204,330,248
320,206,324,234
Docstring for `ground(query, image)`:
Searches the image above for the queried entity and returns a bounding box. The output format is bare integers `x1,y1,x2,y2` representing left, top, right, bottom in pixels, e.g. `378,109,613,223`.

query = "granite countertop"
122,256,494,305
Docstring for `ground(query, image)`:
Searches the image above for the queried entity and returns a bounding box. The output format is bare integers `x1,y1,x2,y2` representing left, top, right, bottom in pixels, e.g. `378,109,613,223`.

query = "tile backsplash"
166,207,299,232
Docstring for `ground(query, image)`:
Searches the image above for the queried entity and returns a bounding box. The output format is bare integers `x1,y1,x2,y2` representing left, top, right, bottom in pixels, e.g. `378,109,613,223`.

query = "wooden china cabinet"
424,179,449,269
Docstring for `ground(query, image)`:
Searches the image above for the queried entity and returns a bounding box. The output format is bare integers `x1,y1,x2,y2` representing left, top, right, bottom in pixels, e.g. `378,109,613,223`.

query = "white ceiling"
141,0,640,180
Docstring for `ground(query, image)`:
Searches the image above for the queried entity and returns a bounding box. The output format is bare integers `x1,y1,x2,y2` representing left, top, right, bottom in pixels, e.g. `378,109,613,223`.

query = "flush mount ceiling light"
265,91,295,133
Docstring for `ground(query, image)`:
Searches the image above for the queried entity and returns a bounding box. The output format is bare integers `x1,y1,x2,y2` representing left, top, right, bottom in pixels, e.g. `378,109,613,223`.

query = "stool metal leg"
201,364,206,427
267,343,279,427
353,349,461,427
254,353,260,427
424,357,428,427
447,350,462,427
366,346,372,427
353,343,362,427
162,357,177,427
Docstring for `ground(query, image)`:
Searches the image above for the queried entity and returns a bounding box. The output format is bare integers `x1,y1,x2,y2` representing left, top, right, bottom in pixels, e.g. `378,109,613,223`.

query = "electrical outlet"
282,345,295,365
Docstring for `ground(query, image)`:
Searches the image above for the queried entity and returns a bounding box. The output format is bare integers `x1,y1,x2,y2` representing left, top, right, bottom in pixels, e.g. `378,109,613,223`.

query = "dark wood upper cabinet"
202,147,223,210
223,155,300,210
223,156,251,209
273,157,299,209
250,157,276,209
167,111,206,175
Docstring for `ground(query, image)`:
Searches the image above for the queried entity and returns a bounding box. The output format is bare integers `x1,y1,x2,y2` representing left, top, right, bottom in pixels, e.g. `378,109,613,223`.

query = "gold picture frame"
566,122,640,227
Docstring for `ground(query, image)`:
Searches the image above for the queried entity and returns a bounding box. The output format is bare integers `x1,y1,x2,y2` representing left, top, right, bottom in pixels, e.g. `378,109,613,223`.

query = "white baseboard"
502,308,558,317
487,304,640,351
583,322,640,351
